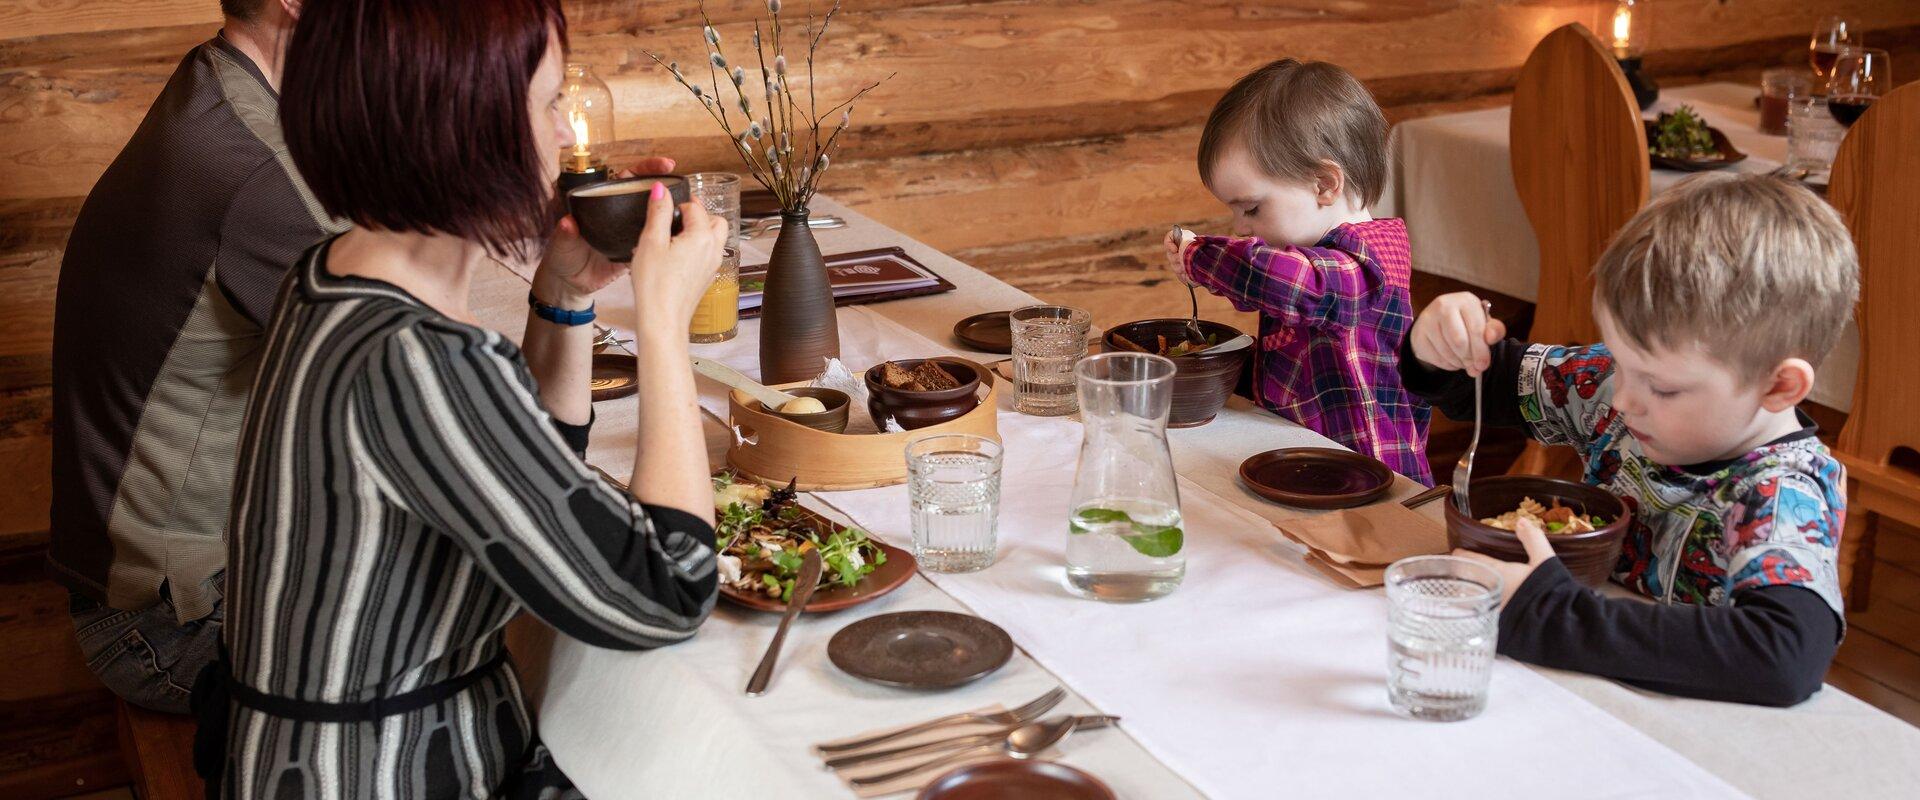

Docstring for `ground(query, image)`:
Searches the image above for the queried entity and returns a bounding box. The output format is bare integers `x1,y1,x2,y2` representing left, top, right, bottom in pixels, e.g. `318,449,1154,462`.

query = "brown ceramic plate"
917,761,1116,800
1643,120,1749,172
953,311,1014,354
716,489,917,613
590,353,638,402
828,611,1013,689
1239,447,1395,509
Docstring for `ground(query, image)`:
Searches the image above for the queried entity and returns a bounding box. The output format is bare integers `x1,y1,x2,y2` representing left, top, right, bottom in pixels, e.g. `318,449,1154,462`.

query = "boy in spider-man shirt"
1400,173,1856,706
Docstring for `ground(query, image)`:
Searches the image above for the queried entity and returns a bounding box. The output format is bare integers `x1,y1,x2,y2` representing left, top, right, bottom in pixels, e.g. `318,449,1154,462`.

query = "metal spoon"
826,715,1118,770
847,715,1111,787
1170,224,1207,344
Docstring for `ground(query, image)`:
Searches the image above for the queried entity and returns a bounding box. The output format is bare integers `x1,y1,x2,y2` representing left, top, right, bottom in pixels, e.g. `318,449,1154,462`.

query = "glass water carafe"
1066,352,1184,602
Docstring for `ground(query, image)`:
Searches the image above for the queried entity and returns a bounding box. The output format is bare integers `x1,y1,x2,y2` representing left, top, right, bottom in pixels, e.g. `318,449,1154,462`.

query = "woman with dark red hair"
200,0,728,796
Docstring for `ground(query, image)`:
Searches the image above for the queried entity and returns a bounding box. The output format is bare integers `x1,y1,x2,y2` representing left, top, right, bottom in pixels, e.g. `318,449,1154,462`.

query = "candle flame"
1611,5,1633,49
569,107,591,157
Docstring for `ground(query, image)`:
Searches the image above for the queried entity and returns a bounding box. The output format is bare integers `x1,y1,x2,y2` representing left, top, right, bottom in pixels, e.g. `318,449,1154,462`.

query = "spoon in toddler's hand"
1170,225,1207,345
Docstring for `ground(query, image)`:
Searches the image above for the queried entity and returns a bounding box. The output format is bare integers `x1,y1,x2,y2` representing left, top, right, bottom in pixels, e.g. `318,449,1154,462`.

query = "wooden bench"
114,700,204,800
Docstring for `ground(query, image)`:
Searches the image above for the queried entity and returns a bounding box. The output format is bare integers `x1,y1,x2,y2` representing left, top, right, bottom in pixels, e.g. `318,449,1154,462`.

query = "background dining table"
472,194,1920,799
1376,81,1860,412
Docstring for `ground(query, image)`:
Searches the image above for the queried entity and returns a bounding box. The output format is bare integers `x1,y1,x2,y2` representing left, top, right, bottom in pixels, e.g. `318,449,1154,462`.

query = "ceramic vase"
758,209,840,383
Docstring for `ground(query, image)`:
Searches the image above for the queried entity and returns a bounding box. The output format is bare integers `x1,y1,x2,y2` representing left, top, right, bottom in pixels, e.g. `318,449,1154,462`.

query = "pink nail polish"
650,182,666,200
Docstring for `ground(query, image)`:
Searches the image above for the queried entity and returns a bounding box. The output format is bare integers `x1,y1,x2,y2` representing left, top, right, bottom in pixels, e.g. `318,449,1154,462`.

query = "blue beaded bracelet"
527,291,596,326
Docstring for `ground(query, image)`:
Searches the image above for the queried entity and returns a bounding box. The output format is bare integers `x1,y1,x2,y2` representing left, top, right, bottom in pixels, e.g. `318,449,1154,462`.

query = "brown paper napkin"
816,706,1027,797
1277,502,1449,587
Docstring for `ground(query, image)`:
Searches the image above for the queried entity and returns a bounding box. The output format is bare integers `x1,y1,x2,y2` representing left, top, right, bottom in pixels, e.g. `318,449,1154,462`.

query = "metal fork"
1451,300,1493,517
745,215,847,238
814,687,1066,754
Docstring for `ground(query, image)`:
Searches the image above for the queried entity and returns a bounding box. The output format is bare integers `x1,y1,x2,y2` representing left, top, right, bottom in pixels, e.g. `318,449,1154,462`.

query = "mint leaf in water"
1123,525,1183,558
1071,508,1133,533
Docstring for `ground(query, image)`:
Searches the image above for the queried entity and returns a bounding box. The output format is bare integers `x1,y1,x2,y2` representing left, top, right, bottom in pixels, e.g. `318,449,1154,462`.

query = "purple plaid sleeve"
1179,220,1431,484
1181,236,1375,330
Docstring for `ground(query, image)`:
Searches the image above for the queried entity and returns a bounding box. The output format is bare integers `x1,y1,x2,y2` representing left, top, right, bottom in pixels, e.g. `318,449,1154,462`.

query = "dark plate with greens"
1644,106,1747,172
712,473,916,613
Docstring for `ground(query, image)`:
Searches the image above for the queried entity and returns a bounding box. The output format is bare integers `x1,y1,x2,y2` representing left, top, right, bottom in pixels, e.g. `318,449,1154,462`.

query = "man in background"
48,0,335,713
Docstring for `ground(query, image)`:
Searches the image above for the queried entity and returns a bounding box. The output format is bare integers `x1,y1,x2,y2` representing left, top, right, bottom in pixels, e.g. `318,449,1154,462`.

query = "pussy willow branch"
647,1,886,209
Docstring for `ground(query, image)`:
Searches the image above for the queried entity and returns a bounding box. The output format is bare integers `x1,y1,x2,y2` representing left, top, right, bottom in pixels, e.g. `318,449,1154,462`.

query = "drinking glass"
1066,352,1183,602
906,434,1003,573
1758,68,1810,136
690,246,740,343
1010,305,1092,416
1808,17,1856,82
688,171,743,245
1788,97,1845,182
1385,555,1501,722
1827,48,1890,127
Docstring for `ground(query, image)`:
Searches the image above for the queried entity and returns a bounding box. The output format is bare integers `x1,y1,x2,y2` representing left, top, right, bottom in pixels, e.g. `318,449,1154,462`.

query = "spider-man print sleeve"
1724,469,1847,618
1514,343,1619,457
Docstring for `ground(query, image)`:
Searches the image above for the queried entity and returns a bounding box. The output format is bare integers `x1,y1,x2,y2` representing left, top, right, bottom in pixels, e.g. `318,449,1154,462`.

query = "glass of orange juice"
691,246,740,343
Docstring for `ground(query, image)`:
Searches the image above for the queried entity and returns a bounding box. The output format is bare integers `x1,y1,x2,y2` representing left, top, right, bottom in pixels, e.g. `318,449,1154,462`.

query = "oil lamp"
1608,0,1658,109
558,63,615,193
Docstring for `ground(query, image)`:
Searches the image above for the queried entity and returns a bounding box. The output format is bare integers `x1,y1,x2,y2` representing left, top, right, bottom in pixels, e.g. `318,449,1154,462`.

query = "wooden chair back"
1509,22,1649,346
1829,80,1920,605
1506,23,1649,477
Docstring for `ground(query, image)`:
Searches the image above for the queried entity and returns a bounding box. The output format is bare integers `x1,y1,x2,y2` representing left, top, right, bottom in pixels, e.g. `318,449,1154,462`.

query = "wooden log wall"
2,0,1918,793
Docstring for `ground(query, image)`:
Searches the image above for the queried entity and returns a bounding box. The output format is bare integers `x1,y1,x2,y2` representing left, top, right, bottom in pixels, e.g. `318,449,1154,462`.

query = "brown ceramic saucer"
721,539,916,614
1238,447,1395,510
589,353,638,402
917,760,1116,800
952,311,1014,354
828,611,1013,689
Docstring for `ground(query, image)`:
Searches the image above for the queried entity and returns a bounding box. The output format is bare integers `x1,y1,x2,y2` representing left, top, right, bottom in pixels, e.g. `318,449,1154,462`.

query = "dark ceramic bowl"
1443,475,1631,587
1103,319,1251,427
566,175,689,262
864,358,984,430
763,386,851,434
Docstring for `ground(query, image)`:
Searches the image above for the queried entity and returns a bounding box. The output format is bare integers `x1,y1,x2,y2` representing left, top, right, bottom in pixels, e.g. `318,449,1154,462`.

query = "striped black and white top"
220,238,717,798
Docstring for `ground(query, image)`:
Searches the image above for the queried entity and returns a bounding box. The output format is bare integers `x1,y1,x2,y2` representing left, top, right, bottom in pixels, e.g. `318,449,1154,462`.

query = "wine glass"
1809,16,1857,81
1827,48,1890,127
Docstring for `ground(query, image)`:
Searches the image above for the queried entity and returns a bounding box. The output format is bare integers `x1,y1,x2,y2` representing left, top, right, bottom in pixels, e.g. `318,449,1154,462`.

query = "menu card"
738,246,954,317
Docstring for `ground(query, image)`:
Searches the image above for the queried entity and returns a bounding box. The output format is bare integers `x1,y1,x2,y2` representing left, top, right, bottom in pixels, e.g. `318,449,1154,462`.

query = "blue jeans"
70,573,223,715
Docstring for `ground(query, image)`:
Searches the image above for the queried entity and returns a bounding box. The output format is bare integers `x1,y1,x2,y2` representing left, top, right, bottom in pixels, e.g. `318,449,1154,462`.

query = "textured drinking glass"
1066,353,1183,602
688,172,742,245
1010,305,1092,416
690,246,740,343
1385,555,1502,722
1788,97,1846,181
906,434,1003,573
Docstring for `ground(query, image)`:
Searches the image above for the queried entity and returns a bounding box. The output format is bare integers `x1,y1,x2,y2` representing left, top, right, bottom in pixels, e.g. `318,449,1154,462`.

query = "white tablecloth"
473,195,1920,799
1377,82,1859,411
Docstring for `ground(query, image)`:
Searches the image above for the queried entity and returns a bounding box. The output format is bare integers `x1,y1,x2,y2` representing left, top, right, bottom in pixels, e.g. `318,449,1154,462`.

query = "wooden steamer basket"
724,357,1003,491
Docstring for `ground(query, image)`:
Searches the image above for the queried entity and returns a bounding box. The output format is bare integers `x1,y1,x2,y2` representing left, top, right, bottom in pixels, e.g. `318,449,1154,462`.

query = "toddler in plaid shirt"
1165,59,1430,483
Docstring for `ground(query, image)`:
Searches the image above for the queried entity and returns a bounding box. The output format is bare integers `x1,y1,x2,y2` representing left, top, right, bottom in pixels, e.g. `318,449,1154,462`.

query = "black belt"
228,650,508,723
192,649,508,797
